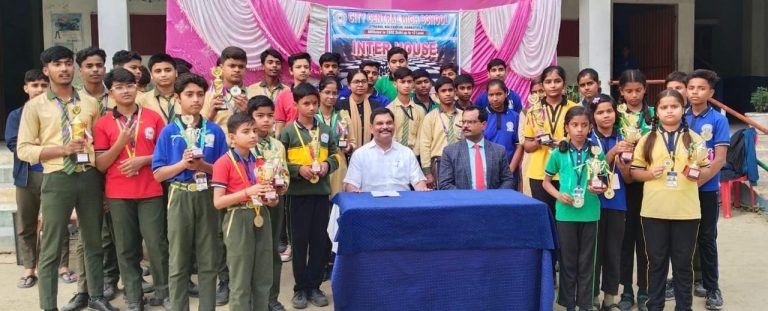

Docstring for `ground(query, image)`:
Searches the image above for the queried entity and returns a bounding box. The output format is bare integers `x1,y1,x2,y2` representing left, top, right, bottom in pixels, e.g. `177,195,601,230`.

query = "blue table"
330,190,557,311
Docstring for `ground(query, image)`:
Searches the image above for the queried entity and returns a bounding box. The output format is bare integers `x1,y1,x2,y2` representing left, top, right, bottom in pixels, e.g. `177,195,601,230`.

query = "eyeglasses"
350,79,367,85
111,84,137,92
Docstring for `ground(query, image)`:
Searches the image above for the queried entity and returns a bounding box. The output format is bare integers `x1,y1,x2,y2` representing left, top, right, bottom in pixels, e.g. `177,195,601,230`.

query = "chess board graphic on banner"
328,8,460,81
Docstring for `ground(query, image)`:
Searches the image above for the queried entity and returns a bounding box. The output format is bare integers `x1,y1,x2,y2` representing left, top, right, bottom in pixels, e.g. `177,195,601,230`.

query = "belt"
227,202,254,211
170,181,208,192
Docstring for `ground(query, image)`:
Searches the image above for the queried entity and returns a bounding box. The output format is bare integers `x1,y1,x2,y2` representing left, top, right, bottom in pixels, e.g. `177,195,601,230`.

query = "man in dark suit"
439,105,516,190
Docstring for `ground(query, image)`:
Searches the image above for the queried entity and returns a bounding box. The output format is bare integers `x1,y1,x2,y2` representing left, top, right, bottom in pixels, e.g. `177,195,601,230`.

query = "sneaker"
694,281,707,297
617,293,634,311
280,245,293,262
269,300,287,311
103,282,118,301
215,280,229,306
705,289,724,310
601,303,622,310
665,278,675,301
307,289,329,307
61,292,89,311
187,279,199,297
87,296,118,311
291,291,308,309
636,295,648,311
141,277,154,293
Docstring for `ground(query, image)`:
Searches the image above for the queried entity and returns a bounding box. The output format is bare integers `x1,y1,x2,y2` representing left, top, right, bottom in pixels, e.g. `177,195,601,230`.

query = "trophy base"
274,178,285,188
590,179,606,190
538,134,552,145
620,151,634,164
266,191,277,201
683,166,700,180
191,147,204,158
73,153,90,164
338,140,348,148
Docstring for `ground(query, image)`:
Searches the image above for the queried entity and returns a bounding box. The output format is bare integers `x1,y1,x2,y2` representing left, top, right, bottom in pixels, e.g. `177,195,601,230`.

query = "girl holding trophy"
316,77,354,197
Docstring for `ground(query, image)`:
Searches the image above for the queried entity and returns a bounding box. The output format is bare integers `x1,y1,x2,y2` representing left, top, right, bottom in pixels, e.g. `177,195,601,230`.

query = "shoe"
601,303,622,311
307,289,329,307
323,263,334,282
187,279,199,297
665,278,675,301
694,281,707,297
103,282,118,301
215,280,229,306
147,297,171,311
269,300,287,311
636,295,648,311
705,289,724,310
141,277,154,293
291,291,308,309
278,241,288,254
617,293,634,311
141,265,150,277
61,292,89,311
87,296,118,311
280,245,292,262
125,298,145,311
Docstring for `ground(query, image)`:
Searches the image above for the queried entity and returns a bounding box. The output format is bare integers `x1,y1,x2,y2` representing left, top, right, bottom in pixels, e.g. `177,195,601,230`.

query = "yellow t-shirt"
523,99,580,180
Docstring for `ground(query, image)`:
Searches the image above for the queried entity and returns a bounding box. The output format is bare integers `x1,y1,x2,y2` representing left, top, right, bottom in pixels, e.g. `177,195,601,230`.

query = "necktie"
474,143,485,190
60,100,76,174
164,95,176,122
446,114,456,143
97,95,107,116
400,107,410,146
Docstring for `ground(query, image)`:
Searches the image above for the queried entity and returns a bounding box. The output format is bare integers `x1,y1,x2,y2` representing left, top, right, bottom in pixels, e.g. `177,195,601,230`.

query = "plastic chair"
720,175,755,218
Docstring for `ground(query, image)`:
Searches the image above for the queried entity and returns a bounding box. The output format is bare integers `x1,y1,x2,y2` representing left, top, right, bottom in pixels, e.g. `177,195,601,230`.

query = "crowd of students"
9,44,727,311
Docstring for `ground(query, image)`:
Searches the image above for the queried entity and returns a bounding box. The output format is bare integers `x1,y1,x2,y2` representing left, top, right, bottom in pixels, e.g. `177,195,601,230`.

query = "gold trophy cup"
181,115,204,158
618,104,642,164
527,95,552,145
70,115,90,164
338,110,351,148
683,141,708,180
309,130,321,183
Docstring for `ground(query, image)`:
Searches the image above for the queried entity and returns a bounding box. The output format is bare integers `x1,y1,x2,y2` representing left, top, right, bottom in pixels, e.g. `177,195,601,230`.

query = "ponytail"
681,113,692,150
642,115,659,164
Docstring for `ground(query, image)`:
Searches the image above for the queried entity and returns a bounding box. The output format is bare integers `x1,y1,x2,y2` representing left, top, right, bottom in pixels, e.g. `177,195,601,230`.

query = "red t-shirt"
94,107,165,199
274,89,297,123
212,151,255,204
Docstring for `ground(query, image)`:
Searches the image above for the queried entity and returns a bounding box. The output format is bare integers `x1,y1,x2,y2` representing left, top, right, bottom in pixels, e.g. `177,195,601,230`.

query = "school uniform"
545,143,602,309
474,89,524,113
315,109,355,197
386,98,426,154
484,106,520,165
275,87,298,126
413,94,439,113
246,80,289,102
631,129,710,311
136,88,181,124
336,97,376,147
151,116,228,310
373,75,398,102
202,87,248,137
418,107,462,178
94,107,169,304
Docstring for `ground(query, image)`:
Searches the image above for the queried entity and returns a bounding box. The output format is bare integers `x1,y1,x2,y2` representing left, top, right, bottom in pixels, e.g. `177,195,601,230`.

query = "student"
319,52,348,97
474,58,523,113
684,69,728,310
386,67,425,153
274,52,312,135
138,65,152,92
152,73,228,310
204,46,250,138
523,65,579,216
454,74,475,110
94,68,170,310
7,70,75,289
138,53,181,124
542,106,604,311
247,48,289,101
336,70,377,147
439,63,458,80
247,96,291,311
76,47,109,115
358,60,389,105
18,46,115,311
484,79,522,178
588,94,634,310
616,69,653,311
211,113,279,311
665,71,688,104
316,77,354,196
412,69,438,113
112,50,144,86
518,77,545,196
630,89,710,311
374,47,409,101
577,68,601,106
418,77,463,189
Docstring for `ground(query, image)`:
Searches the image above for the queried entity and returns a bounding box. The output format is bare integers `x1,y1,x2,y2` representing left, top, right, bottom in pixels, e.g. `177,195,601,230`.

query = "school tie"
447,114,456,143
400,109,410,146
163,95,176,122
60,99,76,175
98,95,107,116
474,143,485,190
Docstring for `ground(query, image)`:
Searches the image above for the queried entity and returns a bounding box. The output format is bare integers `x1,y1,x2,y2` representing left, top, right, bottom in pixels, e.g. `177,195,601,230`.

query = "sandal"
59,271,77,284
18,275,38,288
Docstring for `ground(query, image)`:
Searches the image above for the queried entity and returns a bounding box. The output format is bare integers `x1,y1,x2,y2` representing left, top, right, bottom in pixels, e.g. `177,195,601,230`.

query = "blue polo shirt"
474,90,523,113
483,107,519,164
151,118,228,182
590,130,627,211
684,104,730,192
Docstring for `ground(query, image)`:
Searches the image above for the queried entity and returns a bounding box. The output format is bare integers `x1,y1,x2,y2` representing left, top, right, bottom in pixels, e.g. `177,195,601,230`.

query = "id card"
611,173,621,190
573,186,585,208
194,171,208,191
666,171,678,188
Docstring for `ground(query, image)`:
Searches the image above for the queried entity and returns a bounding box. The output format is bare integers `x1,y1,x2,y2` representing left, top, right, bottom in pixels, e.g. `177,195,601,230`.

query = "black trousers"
697,191,720,291
557,221,598,309
530,179,558,218
287,195,331,292
620,182,647,292
641,217,699,311
595,209,625,296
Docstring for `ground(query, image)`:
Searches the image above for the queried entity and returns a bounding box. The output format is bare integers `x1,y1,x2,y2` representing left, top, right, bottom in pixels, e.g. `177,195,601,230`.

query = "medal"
230,85,242,97
573,186,585,208
72,105,82,115
663,157,674,170
253,214,264,228
604,188,615,199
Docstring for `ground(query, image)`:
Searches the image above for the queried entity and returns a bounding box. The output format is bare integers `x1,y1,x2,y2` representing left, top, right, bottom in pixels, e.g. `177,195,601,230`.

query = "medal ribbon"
227,149,257,185
660,127,682,171
293,122,320,162
568,142,588,188
114,107,143,158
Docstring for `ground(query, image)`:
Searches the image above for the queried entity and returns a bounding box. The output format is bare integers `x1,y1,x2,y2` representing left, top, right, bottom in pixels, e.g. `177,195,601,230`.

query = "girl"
616,69,654,311
630,89,709,311
542,106,604,311
316,77,354,197
523,66,579,215
588,94,634,310
518,77,545,195
485,80,522,176
577,68,601,106
337,70,375,147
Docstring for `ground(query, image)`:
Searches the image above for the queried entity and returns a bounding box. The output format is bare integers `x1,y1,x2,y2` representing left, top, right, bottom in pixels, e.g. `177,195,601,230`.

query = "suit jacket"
438,139,516,190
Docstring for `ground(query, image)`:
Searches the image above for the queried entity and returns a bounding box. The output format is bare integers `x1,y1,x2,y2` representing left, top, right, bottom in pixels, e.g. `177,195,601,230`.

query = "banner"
328,8,459,80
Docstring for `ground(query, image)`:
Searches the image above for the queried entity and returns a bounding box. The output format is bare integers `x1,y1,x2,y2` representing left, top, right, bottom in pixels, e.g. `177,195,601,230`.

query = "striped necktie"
60,99,76,174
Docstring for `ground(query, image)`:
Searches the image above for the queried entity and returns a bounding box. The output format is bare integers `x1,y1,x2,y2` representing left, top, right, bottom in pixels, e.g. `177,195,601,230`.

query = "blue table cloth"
330,190,557,311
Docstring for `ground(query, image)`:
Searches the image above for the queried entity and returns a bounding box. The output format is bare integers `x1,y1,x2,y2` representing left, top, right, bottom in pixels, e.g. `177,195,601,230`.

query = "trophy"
256,161,277,201
587,151,608,190
683,141,708,180
617,104,642,164
181,115,203,158
70,115,90,164
527,94,552,145
337,110,351,148
272,158,287,191
211,66,223,95
309,130,321,183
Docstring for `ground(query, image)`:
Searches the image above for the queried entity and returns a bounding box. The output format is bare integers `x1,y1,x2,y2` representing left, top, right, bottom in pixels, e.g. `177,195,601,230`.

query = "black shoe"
291,291,308,309
87,296,118,311
103,282,118,301
694,281,707,297
187,279,199,297
278,241,288,253
617,293,634,311
140,265,150,277
269,300,287,311
215,280,229,306
60,292,89,311
705,289,724,310
636,295,648,311
307,289,329,307
141,277,154,293
665,278,675,301
125,298,145,311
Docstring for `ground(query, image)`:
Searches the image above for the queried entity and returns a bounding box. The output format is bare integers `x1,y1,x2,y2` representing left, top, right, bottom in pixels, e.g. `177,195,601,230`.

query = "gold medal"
604,189,615,199
663,157,674,170
591,146,602,156
72,105,82,115
310,175,320,184
701,130,713,141
253,214,264,228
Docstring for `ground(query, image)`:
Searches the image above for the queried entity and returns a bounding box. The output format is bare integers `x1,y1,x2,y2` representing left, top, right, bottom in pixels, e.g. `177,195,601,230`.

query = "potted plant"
746,86,768,130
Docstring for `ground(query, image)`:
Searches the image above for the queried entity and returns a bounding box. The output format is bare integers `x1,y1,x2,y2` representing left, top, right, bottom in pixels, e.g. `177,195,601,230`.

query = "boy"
76,47,109,115
18,46,115,311
684,69,728,310
94,68,170,310
137,53,181,124
152,73,228,310
474,58,523,113
665,71,688,101
278,83,339,309
418,77,462,189
204,46,250,136
112,50,143,83
248,96,291,311
412,69,439,112
439,63,458,80
374,47,409,102
319,52,349,97
247,48,289,101
274,52,312,134
386,67,425,153
138,65,151,92
454,74,475,110
212,113,280,311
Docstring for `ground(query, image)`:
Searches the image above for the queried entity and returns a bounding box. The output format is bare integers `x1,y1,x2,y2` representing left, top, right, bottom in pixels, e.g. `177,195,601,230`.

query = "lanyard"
400,105,414,120
592,130,617,182
315,110,339,132
544,100,564,135
487,106,506,130
227,149,256,185
114,107,142,158
156,95,175,123
660,127,682,170
293,122,319,161
253,137,273,159
174,118,207,149
438,110,456,140
568,142,587,186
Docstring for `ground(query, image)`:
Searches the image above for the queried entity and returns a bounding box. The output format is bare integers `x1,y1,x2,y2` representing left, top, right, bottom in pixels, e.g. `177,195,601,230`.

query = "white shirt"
344,140,426,192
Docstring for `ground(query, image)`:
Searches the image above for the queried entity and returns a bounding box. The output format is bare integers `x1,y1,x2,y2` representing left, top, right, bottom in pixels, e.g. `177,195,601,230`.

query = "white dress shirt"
344,140,426,192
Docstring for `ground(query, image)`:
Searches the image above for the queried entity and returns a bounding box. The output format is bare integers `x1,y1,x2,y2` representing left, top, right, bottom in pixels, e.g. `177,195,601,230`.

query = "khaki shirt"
246,80,288,101
137,88,180,124
386,98,425,155
418,108,463,173
201,87,248,136
77,85,111,113
18,88,99,173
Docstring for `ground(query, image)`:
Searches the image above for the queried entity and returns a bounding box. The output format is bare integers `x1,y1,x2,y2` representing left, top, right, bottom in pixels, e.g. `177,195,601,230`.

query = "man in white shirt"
344,107,428,192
